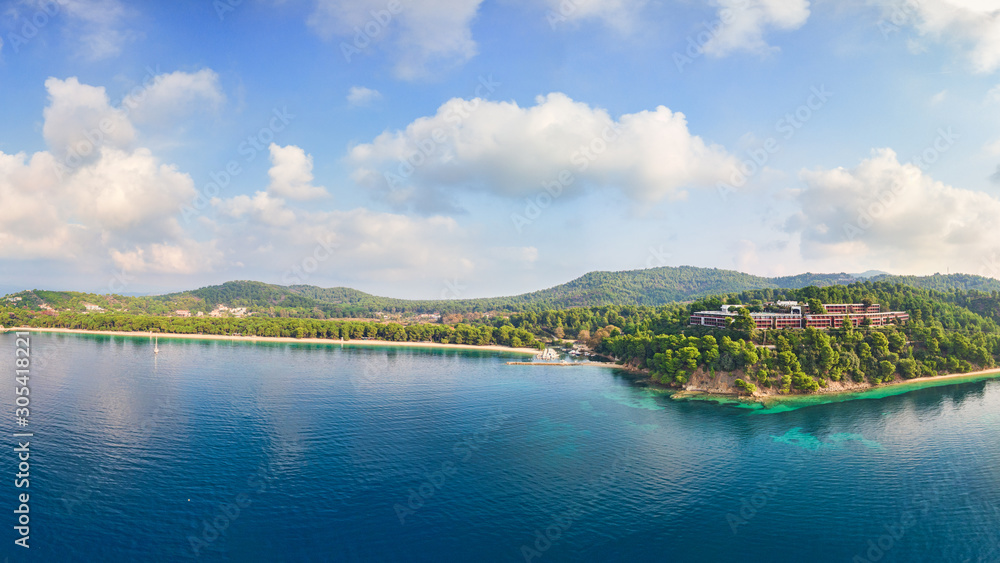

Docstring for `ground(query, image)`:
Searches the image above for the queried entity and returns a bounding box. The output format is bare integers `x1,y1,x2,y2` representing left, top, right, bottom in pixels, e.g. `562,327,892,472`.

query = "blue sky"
1,0,999,298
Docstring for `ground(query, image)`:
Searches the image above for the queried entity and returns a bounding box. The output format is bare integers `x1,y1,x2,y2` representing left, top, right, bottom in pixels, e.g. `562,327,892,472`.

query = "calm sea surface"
2,332,999,562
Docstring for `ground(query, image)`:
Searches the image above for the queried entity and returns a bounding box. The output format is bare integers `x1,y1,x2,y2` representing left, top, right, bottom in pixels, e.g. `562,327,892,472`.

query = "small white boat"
154,336,159,355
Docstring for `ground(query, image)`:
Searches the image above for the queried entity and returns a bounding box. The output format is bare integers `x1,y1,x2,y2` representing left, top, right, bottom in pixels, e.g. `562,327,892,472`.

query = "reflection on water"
1,332,997,563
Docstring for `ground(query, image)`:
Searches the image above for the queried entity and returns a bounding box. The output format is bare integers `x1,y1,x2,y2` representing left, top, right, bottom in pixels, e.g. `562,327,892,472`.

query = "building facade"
689,303,909,330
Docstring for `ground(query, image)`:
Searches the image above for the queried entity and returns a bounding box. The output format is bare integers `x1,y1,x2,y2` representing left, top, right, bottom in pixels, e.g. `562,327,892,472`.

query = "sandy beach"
1,327,541,355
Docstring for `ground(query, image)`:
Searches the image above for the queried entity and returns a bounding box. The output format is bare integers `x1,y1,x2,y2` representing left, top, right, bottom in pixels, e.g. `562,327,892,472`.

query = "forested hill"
283,267,858,314
869,273,1000,293
4,268,1000,318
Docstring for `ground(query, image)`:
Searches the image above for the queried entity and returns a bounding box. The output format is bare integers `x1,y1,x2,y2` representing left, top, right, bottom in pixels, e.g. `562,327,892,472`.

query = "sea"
1,332,998,562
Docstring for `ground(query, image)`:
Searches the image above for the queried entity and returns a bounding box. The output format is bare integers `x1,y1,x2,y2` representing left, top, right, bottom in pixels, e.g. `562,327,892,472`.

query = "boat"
154,336,159,355
537,348,559,360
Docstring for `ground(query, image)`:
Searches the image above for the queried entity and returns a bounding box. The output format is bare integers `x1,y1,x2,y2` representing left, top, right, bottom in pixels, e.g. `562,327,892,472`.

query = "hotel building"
689,303,909,330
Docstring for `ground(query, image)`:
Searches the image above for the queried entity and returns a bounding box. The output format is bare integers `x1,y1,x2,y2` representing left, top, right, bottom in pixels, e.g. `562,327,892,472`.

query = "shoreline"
5,326,997,401
682,367,1000,403
614,361,1000,402
1,327,541,356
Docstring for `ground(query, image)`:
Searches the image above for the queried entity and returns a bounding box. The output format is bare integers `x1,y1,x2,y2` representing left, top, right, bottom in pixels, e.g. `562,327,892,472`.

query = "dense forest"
10,268,1000,319
8,312,545,350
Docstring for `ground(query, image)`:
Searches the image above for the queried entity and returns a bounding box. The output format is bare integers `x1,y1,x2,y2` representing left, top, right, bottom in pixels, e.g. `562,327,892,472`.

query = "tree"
732,307,756,333
806,299,827,314
734,379,757,395
878,360,895,382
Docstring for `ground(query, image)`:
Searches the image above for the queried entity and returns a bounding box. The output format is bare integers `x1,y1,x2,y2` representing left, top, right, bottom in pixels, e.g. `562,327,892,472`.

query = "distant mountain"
870,273,1000,293
851,270,890,279
6,268,999,317
280,267,863,313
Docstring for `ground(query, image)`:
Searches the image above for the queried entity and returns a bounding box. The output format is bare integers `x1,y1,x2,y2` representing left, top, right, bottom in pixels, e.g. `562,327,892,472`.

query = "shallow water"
2,332,998,562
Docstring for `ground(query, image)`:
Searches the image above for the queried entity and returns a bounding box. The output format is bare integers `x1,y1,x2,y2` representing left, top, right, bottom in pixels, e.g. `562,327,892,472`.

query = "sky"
1,0,999,299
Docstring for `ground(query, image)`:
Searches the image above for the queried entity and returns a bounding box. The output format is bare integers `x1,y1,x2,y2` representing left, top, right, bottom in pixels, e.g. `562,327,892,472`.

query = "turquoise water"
2,332,998,562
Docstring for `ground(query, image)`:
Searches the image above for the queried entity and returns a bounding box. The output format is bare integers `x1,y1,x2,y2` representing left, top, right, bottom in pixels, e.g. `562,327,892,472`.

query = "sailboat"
154,336,159,355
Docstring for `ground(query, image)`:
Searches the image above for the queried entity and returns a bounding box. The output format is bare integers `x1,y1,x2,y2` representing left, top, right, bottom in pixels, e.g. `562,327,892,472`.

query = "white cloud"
701,0,811,57
25,0,136,60
931,89,948,104
42,70,225,165
127,69,225,125
209,188,539,289
888,0,1000,73
266,144,329,201
787,148,1000,275
0,75,223,276
987,84,1000,104
42,76,136,161
349,92,739,211
110,240,223,275
347,86,382,106
308,0,483,79
541,0,647,31
215,191,298,227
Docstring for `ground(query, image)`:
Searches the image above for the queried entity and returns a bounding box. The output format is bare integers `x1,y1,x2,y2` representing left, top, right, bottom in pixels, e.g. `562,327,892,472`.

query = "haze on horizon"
1,0,1000,300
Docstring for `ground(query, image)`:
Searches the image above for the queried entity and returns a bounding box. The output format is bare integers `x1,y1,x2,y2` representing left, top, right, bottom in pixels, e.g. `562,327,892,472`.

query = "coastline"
673,367,1000,410
0,327,541,356
6,326,997,402
616,361,1000,403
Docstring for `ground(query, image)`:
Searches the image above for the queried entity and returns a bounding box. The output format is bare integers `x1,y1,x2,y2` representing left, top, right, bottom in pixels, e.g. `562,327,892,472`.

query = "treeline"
601,323,1000,393
11,313,544,350
482,282,1000,394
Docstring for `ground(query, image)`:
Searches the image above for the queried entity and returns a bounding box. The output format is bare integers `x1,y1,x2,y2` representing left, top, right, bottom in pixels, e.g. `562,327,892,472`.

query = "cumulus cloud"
308,0,483,79
126,69,225,125
701,0,811,57
0,74,225,276
349,92,739,212
42,77,136,160
209,189,537,289
110,240,223,275
266,144,329,201
787,148,1000,275
885,0,1000,73
347,86,382,106
541,0,647,31
42,70,224,166
215,191,298,227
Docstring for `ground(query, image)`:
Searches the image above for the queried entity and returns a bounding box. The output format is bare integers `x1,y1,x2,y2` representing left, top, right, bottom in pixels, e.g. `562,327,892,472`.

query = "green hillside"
4,268,999,320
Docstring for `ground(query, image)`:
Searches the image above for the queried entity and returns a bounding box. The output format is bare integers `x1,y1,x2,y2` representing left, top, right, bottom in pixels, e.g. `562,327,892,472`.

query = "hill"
4,268,999,319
